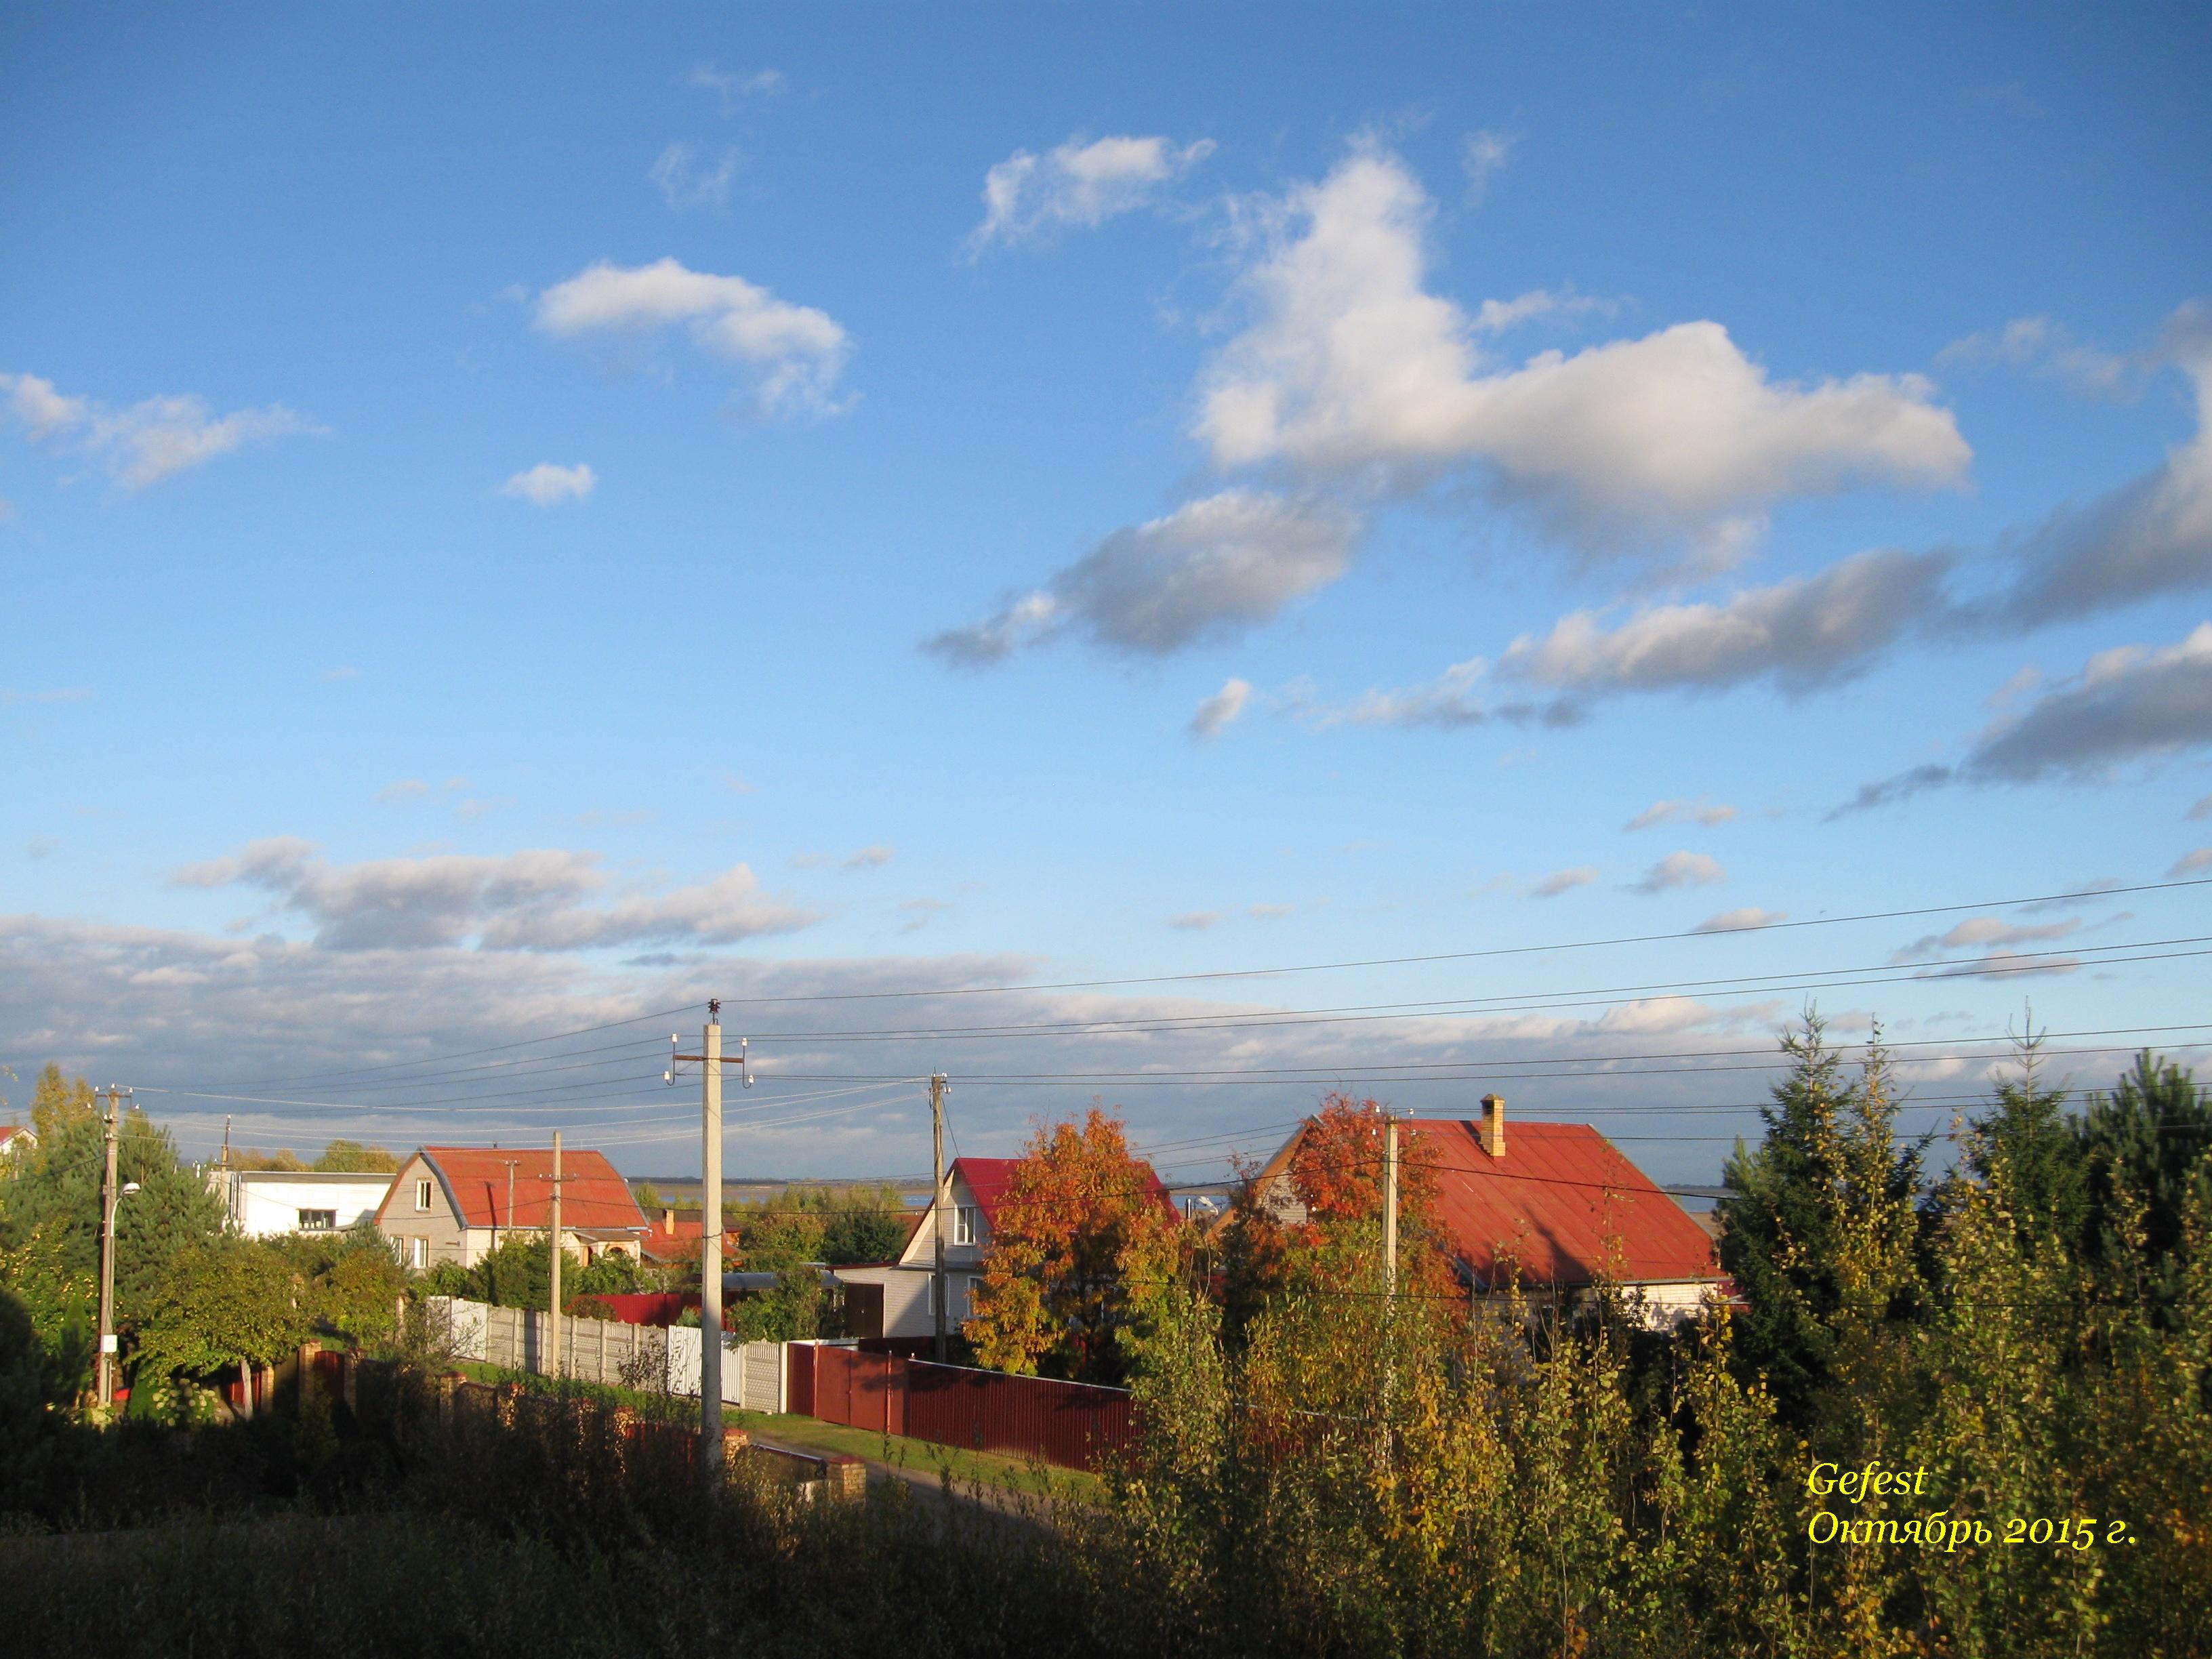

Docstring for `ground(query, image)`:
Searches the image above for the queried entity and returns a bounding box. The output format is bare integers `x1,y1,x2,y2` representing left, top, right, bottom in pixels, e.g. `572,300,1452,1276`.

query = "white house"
209,1166,398,1238
834,1158,1005,1345
834,1153,1176,1347
0,1125,35,1164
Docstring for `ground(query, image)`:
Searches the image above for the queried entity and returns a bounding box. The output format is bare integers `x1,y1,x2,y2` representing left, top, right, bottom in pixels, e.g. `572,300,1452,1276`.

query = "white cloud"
2188,794,2212,821
1837,621,2212,813
2171,848,2212,875
1938,314,2137,401
684,63,783,114
1625,798,1739,832
1893,915,2080,960
1247,902,1297,920
1167,910,1221,930
499,462,597,506
842,845,895,871
1982,323,2212,626
1189,677,1252,737
1197,147,1969,553
1,371,321,489
925,491,1358,663
649,141,742,209
968,134,1213,253
319,667,359,682
0,687,92,705
1502,548,1952,696
535,258,851,418
1694,907,1784,933
169,838,815,952
1460,129,1515,203
375,779,430,803
1631,851,1726,894
1529,866,1598,898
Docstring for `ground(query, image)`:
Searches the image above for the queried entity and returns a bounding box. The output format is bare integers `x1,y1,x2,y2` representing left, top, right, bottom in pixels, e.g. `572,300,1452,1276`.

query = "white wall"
222,1171,394,1237
836,1262,979,1339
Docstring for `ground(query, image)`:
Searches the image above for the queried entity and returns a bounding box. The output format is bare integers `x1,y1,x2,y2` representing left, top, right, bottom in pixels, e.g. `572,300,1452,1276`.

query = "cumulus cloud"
1502,548,1952,697
1694,907,1784,933
649,141,743,209
499,462,597,506
1631,851,1726,894
535,258,851,417
968,134,1213,253
1197,148,1969,553
1,371,320,489
1625,797,1739,832
169,838,815,952
1529,867,1598,898
1837,623,2212,813
924,491,1359,663
1189,677,1252,737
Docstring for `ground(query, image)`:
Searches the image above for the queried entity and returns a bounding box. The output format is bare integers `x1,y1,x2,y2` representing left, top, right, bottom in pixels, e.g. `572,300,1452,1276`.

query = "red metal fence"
790,1343,1136,1471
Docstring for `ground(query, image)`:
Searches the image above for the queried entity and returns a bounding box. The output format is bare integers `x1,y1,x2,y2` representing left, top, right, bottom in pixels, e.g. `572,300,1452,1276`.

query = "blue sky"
5,4,2210,1184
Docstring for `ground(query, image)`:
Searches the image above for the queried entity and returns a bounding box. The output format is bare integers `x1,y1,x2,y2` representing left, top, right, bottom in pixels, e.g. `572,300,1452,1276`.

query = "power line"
703,877,2200,1006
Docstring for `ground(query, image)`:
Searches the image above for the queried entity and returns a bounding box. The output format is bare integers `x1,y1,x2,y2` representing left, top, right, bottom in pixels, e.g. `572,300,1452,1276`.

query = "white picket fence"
432,1296,787,1412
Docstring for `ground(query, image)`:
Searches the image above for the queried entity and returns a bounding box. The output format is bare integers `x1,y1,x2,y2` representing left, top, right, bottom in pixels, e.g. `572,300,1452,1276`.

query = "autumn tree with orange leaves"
1222,1094,1460,1334
965,1107,1179,1384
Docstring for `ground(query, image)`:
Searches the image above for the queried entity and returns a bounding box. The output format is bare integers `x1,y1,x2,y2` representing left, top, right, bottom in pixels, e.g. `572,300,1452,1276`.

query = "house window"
963,1275,981,1317
409,1237,428,1270
414,1179,432,1212
954,1204,977,1246
296,1209,336,1231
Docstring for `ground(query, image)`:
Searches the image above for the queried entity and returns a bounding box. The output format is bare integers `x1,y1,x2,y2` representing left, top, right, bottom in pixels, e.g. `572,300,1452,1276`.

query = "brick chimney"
1479,1092,1505,1159
663,1208,676,1231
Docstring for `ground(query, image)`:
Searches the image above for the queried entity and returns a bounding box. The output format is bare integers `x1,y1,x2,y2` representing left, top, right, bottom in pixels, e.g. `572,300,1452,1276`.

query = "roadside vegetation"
1,1024,2207,1655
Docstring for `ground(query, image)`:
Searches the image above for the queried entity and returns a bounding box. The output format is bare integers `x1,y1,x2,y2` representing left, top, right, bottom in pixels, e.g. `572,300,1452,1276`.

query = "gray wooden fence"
433,1297,785,1412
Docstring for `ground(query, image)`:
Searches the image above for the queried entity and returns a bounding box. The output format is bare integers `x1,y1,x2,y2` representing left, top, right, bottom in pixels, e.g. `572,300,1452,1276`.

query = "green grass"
443,1359,1099,1500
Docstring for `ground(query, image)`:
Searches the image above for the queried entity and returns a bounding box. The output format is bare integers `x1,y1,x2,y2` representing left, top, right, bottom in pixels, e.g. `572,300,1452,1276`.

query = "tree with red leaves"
966,1107,1178,1383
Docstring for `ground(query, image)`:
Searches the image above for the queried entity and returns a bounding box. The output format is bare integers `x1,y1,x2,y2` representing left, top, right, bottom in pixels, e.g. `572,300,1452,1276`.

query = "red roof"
401,1145,646,1235
1404,1119,1719,1289
952,1153,1177,1227
640,1211,739,1262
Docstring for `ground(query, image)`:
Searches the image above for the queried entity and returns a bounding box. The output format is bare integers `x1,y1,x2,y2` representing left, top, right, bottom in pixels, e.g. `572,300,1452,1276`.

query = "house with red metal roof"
375,1145,647,1273
638,1206,740,1266
834,1153,1174,1346
1244,1094,1725,1328
0,1124,36,1164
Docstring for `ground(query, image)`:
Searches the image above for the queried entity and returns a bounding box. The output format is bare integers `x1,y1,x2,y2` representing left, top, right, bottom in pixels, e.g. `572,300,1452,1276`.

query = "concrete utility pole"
499,1158,519,1255
930,1073,949,1364
95,1086,123,1409
672,1002,747,1480
1379,1111,1399,1469
1382,1113,1399,1300
548,1131,564,1382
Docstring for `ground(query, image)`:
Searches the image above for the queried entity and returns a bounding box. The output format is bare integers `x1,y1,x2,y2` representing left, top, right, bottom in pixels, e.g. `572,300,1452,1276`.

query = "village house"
0,1124,36,1164
208,1165,396,1237
638,1205,740,1268
834,1155,1174,1345
1241,1094,1726,1328
375,1144,647,1271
